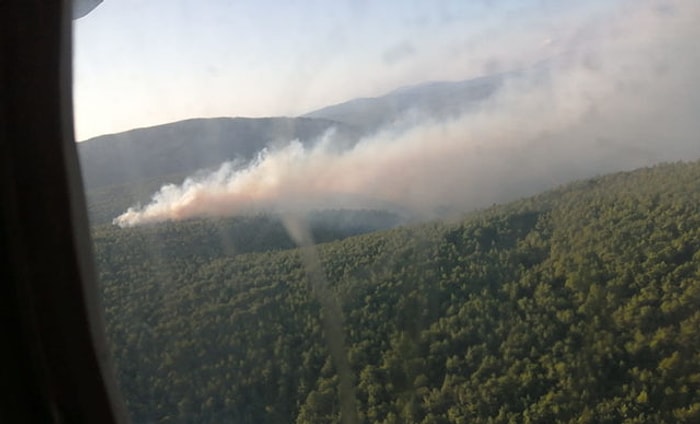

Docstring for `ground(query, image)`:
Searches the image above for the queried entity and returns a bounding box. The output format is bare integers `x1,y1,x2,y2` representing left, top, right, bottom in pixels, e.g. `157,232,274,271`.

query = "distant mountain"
78,74,508,192
303,74,504,131
77,117,360,190
78,73,510,221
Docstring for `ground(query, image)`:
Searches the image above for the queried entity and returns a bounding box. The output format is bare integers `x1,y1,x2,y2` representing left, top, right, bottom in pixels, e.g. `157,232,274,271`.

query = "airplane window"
73,1,700,422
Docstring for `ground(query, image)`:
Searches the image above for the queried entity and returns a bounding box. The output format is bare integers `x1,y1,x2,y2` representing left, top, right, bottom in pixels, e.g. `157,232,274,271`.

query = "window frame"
0,1,126,422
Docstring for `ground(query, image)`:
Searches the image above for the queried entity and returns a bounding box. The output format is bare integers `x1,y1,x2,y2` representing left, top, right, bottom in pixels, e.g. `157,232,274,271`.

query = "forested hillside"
95,161,700,423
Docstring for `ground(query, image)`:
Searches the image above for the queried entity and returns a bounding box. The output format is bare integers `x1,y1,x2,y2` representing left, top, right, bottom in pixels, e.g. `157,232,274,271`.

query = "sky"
73,0,612,141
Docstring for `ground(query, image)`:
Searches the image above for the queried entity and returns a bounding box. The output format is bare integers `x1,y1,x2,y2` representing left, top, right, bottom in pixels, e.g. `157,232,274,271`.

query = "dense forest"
93,160,700,423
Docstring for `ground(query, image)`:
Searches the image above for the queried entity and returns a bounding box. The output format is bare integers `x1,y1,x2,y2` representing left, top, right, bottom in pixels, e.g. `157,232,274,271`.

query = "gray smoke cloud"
114,0,700,228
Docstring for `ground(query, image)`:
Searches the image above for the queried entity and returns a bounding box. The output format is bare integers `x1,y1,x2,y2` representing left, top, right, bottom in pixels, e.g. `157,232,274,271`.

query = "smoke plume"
115,0,700,228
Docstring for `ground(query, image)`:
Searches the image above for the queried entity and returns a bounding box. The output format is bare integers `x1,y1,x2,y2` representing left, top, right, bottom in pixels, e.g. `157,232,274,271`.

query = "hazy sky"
73,0,613,140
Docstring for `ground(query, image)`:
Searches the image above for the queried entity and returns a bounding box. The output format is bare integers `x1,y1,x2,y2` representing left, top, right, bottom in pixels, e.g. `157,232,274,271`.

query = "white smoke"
114,0,700,228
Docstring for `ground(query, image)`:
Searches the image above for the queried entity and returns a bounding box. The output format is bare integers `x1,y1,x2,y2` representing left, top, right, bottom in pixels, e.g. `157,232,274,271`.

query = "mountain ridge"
302,73,503,130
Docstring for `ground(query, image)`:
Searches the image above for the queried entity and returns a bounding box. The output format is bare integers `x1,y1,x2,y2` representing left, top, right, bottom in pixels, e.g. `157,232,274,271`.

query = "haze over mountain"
302,73,504,132
78,74,507,223
78,72,504,193
77,116,360,190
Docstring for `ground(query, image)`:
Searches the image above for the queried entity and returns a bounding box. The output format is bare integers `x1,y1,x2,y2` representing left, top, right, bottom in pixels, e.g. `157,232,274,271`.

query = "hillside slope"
95,160,700,423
